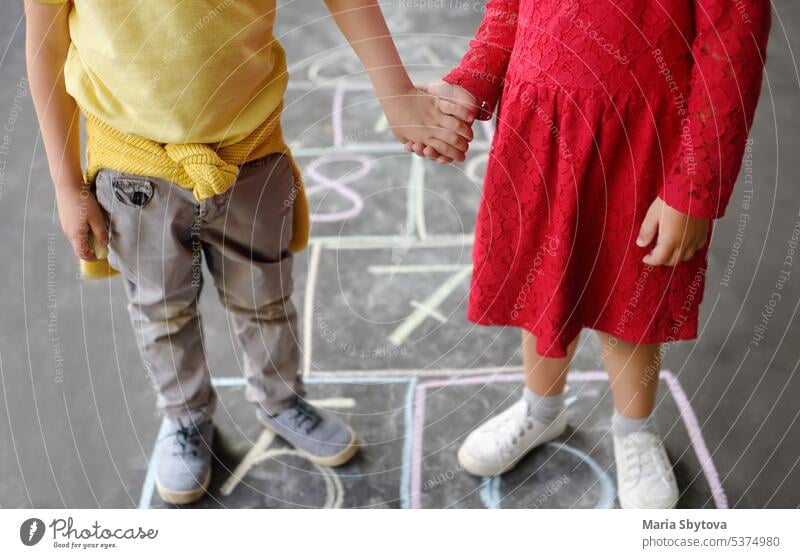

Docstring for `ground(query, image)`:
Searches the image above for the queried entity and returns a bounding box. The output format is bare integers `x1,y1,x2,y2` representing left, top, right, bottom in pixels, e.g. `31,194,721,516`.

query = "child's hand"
404,81,480,164
56,182,109,261
382,86,473,162
636,197,710,266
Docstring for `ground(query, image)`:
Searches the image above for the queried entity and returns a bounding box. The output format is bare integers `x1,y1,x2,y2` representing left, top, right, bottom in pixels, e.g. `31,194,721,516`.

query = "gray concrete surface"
0,1,798,508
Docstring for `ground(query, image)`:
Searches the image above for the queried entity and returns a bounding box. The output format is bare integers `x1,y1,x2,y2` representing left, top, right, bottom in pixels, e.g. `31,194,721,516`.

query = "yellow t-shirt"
36,0,288,146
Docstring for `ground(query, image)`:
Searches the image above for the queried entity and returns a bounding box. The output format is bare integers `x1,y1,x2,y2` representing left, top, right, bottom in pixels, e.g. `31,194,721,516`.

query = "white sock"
522,387,565,423
611,409,656,438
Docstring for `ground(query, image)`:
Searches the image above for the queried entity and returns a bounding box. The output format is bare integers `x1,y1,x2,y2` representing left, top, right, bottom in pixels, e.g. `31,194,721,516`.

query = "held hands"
399,81,481,164
637,197,710,266
56,181,109,261
382,85,474,162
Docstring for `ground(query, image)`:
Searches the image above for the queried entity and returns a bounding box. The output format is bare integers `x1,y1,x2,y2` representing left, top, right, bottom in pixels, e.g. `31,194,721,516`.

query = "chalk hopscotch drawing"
389,224,415,276
306,155,369,223
368,264,472,346
219,397,355,508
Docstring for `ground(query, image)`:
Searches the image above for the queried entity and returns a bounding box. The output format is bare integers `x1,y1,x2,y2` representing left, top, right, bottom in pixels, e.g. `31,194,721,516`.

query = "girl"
407,0,770,508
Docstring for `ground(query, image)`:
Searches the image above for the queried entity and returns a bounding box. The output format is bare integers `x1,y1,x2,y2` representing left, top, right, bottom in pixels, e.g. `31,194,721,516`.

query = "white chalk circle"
249,449,345,509
221,429,346,509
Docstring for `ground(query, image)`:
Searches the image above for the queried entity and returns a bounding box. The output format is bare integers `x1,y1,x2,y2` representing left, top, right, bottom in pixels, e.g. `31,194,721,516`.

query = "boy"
26,0,472,504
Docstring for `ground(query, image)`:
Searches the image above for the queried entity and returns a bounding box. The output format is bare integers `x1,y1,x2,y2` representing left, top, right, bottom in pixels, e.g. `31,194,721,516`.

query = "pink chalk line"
332,82,373,148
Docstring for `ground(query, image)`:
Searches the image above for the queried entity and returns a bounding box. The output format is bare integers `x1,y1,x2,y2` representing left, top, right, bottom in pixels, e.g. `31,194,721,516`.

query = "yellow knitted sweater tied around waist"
79,102,309,279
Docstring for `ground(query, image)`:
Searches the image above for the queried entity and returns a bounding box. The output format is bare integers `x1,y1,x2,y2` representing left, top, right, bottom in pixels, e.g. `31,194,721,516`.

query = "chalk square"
410,371,726,509
307,245,523,373
420,159,484,237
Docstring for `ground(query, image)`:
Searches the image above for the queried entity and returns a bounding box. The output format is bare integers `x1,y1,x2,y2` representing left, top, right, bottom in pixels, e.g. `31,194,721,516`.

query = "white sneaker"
457,399,568,476
613,432,679,509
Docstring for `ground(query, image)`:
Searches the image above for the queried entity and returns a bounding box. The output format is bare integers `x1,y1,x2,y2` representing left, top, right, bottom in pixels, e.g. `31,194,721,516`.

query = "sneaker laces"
497,402,535,456
286,399,322,435
622,434,670,483
172,418,203,458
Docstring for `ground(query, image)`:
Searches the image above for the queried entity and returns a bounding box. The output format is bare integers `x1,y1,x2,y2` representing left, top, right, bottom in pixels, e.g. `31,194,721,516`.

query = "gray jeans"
95,153,302,419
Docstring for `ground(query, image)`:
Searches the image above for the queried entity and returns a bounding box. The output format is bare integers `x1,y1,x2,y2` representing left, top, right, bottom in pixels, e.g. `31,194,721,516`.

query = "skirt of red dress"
468,83,710,358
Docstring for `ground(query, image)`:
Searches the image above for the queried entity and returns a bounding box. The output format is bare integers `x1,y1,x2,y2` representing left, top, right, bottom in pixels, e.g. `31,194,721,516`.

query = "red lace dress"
444,0,770,357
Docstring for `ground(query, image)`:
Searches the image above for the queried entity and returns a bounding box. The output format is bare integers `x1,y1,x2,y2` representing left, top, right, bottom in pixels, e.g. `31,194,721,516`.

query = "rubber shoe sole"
155,468,211,505
256,411,359,467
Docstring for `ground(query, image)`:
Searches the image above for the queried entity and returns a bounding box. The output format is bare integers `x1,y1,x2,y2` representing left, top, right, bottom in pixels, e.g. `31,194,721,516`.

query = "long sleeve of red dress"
654,1,770,219
442,0,519,120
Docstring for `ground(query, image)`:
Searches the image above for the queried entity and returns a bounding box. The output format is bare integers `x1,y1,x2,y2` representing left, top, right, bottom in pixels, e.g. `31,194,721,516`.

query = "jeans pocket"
92,170,152,277
93,169,112,211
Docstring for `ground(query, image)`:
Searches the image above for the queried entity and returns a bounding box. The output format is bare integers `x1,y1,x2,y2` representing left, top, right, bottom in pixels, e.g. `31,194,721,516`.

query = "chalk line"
409,155,427,240
373,113,388,134
307,233,473,249
294,375,412,385
368,264,470,274
549,442,616,509
306,154,370,223
215,397,355,499
400,377,419,509
306,365,524,380
302,243,322,377
477,443,614,510
388,265,472,346
409,300,447,323
410,381,428,508
304,397,356,409
465,152,489,186
331,82,346,147
137,417,172,509
479,476,502,509
417,44,443,66
403,156,421,238
662,371,729,509
220,430,276,496
479,119,495,142
235,448,345,508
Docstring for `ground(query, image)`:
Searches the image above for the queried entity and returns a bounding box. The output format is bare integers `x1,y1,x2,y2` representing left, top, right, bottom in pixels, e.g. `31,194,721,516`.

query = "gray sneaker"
155,417,214,504
256,398,358,467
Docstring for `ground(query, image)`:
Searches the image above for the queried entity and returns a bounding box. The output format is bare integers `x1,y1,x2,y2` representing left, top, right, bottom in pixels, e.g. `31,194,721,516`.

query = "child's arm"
442,0,519,121
25,0,108,261
637,0,771,266
659,0,771,220
324,0,472,161
406,0,520,162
